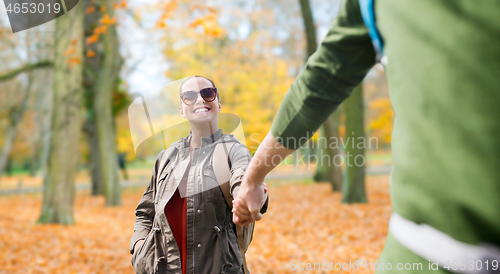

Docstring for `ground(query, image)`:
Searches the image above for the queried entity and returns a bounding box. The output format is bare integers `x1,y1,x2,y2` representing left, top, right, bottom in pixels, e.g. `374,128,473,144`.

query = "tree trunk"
0,75,33,180
298,0,317,59
37,69,53,181
83,118,103,195
299,0,343,190
341,84,367,203
313,114,343,190
37,2,84,224
4,156,13,176
29,141,39,177
84,0,123,206
323,113,343,191
83,0,102,196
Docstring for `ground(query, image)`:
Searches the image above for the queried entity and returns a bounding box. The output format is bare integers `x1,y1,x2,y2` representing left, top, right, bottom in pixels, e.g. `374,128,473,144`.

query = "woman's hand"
232,198,253,226
133,239,145,254
232,183,268,226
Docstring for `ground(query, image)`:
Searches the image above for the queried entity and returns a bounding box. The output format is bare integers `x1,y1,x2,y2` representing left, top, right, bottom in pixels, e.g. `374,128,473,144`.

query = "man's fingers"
233,212,253,226
250,211,263,222
233,215,253,227
232,199,251,217
239,219,253,227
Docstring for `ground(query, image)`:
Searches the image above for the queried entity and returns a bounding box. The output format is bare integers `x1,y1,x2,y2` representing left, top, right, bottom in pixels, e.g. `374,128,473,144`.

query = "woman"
130,76,267,274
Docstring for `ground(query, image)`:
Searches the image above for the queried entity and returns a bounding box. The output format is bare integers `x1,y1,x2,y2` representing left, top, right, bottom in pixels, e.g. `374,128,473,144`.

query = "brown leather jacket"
130,129,267,274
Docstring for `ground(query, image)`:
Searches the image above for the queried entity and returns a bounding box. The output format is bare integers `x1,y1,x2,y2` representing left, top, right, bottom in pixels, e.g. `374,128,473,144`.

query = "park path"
0,165,391,196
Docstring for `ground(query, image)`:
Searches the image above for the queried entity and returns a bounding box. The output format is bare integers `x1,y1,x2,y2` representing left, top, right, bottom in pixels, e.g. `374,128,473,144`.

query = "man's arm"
234,0,376,225
227,143,268,212
232,132,285,225
272,0,376,149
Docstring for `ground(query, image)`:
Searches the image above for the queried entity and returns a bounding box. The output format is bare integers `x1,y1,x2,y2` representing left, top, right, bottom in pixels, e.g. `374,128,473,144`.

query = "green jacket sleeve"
271,0,376,149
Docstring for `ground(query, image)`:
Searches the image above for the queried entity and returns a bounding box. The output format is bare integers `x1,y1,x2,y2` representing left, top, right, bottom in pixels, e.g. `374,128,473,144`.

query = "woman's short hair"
179,76,220,104
179,75,217,93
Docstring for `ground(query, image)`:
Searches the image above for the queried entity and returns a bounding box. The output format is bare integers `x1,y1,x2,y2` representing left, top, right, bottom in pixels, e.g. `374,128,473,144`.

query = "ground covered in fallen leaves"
0,175,391,274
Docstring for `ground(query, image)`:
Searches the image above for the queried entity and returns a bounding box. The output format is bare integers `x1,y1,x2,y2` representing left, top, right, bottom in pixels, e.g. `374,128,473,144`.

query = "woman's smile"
192,106,211,114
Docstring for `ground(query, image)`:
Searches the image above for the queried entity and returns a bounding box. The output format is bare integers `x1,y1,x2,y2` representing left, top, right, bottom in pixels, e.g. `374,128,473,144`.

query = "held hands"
232,182,268,227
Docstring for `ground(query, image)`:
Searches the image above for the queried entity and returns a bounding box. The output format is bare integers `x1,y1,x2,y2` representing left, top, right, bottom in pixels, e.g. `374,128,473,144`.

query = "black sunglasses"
180,87,218,106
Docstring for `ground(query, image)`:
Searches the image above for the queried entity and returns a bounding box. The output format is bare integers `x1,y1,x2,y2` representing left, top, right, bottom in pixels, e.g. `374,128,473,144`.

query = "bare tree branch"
0,61,53,82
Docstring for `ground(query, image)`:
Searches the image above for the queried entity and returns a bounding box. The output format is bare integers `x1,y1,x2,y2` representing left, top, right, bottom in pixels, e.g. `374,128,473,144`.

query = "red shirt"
164,161,190,274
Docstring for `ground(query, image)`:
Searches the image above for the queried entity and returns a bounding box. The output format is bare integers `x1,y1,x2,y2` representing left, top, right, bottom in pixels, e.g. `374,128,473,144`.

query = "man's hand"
133,239,144,254
233,182,267,226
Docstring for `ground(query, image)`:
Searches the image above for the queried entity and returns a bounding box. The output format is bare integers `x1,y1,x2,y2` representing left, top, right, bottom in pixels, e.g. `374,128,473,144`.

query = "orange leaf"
93,25,107,35
63,47,75,56
85,6,95,14
67,57,81,68
71,38,78,46
120,1,127,8
155,21,167,28
210,28,222,37
100,14,117,25
100,6,106,12
86,49,96,57
86,35,99,45
189,18,203,28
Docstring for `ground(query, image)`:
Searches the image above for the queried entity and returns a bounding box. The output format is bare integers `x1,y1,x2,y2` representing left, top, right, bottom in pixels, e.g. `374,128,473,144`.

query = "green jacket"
271,0,500,272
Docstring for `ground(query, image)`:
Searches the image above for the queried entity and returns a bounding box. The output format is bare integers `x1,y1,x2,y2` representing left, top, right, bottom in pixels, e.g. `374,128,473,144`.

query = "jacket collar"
181,129,223,149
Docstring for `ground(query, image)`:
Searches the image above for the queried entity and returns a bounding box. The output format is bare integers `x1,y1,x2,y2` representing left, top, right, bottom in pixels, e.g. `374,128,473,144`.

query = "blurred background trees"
83,0,123,206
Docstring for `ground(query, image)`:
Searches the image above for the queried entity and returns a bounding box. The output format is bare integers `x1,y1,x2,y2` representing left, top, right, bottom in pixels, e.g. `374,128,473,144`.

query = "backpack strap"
213,142,236,206
359,0,384,58
213,142,249,274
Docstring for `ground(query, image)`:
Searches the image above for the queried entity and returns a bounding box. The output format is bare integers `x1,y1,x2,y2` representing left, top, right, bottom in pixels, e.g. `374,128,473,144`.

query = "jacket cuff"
130,230,149,254
260,195,269,214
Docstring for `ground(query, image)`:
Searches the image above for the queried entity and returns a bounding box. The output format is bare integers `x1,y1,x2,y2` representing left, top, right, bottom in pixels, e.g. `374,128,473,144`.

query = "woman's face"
179,77,221,124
